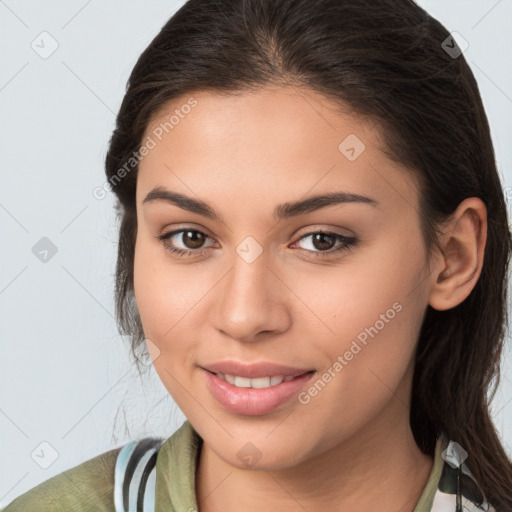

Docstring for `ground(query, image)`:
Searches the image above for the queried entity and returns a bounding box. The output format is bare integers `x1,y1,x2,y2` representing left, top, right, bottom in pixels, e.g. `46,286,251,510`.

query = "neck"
195,410,434,512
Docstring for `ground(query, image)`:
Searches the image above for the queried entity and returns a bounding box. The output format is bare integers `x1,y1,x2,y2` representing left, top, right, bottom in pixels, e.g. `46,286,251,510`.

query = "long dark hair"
104,0,512,506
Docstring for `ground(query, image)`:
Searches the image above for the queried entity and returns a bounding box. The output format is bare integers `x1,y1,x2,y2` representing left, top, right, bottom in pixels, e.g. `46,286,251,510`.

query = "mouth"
204,369,314,389
201,368,316,416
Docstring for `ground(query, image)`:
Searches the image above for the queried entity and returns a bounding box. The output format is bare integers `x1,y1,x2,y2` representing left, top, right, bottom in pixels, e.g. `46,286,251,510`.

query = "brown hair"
104,0,512,507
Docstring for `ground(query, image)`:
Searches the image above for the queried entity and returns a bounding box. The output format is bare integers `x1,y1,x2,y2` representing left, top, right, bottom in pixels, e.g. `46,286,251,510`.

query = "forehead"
143,86,376,156
137,86,421,217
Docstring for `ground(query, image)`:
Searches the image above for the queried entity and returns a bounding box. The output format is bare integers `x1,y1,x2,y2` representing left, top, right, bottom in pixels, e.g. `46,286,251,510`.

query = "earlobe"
428,197,487,311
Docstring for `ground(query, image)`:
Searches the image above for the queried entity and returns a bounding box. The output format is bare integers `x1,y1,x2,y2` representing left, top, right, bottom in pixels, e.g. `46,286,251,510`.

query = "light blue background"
1,0,511,505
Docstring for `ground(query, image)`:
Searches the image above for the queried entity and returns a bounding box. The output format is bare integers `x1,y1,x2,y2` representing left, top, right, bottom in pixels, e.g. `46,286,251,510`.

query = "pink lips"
200,360,315,415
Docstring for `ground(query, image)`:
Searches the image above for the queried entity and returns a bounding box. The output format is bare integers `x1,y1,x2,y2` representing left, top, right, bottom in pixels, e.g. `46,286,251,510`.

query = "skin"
133,85,487,512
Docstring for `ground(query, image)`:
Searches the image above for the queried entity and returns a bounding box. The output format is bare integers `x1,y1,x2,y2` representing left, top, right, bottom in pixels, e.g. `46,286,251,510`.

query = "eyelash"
156,228,358,259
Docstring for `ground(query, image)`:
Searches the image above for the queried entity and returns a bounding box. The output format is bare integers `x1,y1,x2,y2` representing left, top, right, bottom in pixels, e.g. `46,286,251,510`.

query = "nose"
212,249,291,343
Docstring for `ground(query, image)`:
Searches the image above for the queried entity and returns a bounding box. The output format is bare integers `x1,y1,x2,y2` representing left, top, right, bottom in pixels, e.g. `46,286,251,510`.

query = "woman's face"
134,86,436,469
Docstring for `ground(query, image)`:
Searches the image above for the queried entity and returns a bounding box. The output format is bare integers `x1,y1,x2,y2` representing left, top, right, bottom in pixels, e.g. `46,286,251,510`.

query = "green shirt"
1,420,496,511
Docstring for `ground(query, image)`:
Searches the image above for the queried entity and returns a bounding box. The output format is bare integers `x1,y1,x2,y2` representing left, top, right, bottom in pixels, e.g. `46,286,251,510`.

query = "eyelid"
160,222,215,237
290,230,357,253
293,224,356,239
157,225,358,260
159,227,218,248
160,225,354,245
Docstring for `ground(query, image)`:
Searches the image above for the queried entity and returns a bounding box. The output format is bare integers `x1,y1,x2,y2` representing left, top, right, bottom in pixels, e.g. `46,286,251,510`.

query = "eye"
156,228,216,257
156,227,358,259
291,231,358,258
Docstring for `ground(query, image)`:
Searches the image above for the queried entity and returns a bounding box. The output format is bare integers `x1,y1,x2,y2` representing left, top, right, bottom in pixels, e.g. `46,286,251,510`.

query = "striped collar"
115,421,496,512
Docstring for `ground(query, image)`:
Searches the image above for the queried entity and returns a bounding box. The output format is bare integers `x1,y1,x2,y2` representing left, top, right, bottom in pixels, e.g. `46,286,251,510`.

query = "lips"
202,369,315,415
201,360,313,379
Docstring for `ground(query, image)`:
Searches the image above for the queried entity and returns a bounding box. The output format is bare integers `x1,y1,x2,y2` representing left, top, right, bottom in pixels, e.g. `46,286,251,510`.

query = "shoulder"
1,437,164,512
1,446,121,511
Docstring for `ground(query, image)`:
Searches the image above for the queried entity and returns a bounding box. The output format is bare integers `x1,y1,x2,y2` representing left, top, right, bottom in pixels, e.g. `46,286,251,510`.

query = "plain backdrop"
1,0,511,506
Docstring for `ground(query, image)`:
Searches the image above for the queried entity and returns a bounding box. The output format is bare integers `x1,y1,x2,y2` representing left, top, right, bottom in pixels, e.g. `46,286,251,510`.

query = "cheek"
292,229,427,419
133,241,194,407
337,235,426,370
133,231,208,391
287,226,426,345
133,236,162,336
133,232,189,369
133,228,198,338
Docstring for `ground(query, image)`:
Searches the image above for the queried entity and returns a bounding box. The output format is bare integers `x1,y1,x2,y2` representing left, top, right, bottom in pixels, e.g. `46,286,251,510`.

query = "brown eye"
157,228,216,257
180,230,207,249
310,232,336,251
293,231,358,258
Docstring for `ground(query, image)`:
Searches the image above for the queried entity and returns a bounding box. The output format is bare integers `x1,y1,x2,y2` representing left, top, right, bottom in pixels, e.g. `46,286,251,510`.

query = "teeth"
217,373,298,388
224,373,236,385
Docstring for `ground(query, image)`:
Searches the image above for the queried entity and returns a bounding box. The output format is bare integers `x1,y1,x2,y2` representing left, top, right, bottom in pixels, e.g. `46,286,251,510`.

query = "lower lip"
202,368,315,416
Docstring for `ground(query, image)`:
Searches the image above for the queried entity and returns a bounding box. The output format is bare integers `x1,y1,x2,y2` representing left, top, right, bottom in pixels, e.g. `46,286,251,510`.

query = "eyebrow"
142,185,379,223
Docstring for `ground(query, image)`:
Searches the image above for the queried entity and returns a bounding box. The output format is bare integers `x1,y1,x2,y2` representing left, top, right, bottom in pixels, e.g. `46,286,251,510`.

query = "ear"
428,197,487,311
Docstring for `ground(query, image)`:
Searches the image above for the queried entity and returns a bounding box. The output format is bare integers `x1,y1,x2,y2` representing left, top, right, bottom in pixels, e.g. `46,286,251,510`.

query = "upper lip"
201,360,314,379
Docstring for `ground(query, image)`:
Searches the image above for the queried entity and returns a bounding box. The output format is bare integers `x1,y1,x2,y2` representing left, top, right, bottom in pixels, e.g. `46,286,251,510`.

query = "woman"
3,0,511,510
